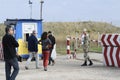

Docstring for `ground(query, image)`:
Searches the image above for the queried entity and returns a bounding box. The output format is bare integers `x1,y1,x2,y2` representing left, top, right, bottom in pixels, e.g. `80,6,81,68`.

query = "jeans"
26,52,39,68
5,57,19,80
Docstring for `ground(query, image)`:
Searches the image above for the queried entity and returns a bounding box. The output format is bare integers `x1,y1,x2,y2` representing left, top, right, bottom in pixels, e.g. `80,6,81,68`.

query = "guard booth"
4,19,43,59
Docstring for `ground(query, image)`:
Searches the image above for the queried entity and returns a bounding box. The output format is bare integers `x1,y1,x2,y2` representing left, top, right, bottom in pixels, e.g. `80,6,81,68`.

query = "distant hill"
1,21,120,43
43,21,120,53
43,21,120,40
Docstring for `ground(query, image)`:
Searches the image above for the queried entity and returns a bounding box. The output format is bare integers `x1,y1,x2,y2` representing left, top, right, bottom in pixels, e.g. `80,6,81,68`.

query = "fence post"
66,36,72,59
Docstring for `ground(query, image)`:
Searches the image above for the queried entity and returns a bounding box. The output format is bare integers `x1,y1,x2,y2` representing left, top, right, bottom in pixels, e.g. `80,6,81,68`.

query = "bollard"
66,37,72,59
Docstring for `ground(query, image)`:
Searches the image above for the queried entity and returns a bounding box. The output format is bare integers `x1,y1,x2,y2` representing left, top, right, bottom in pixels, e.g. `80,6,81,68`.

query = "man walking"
2,25,19,80
25,30,39,69
48,31,56,65
81,29,93,66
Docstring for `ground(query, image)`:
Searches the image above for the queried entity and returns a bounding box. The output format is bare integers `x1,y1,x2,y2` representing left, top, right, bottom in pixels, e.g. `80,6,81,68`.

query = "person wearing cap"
25,30,40,69
2,25,19,80
48,31,56,66
81,28,93,66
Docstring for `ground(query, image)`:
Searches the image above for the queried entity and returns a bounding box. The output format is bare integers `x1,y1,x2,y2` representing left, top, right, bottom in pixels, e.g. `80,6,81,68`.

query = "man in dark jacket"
25,30,39,69
2,25,19,80
48,31,56,65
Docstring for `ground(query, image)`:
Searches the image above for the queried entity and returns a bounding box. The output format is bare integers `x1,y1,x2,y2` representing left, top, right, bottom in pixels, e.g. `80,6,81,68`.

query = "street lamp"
29,0,33,19
40,0,44,20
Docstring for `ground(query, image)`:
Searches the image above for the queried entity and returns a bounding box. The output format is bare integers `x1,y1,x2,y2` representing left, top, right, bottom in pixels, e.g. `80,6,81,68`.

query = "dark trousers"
5,57,19,80
49,49,54,65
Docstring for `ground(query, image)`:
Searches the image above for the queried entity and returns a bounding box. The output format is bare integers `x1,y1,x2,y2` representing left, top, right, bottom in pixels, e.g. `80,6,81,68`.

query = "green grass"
89,46,102,53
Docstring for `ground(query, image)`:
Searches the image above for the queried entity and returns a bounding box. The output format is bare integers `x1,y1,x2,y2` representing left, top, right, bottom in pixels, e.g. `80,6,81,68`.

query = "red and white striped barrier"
66,37,70,54
103,47,120,67
66,37,73,59
0,42,4,60
101,34,120,47
101,34,120,67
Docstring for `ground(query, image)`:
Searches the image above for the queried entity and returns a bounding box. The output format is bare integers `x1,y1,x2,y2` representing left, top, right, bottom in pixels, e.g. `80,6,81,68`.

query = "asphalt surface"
0,53,120,80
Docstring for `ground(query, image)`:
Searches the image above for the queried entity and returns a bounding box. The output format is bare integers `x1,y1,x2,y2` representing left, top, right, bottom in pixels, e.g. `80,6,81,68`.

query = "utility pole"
29,0,33,19
40,0,44,20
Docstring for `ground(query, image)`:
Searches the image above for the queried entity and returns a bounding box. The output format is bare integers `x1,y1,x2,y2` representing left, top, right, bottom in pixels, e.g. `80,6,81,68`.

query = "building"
4,19,43,59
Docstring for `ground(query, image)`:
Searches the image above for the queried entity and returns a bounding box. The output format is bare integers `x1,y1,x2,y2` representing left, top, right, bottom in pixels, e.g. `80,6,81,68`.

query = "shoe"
48,63,51,65
81,63,87,66
81,61,87,66
36,67,40,69
17,55,22,62
89,60,93,66
25,66,29,70
52,61,55,66
44,67,47,71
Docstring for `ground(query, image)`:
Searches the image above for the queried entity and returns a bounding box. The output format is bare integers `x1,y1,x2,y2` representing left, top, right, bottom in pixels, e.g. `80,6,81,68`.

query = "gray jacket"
41,38,52,51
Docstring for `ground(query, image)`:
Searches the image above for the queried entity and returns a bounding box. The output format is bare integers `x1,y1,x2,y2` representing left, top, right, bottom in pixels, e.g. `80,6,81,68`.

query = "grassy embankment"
0,21,120,54
43,21,120,54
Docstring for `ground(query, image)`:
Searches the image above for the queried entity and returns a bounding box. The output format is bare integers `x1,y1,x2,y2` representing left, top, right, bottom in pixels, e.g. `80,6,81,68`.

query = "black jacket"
48,35,56,49
28,34,38,52
2,34,19,60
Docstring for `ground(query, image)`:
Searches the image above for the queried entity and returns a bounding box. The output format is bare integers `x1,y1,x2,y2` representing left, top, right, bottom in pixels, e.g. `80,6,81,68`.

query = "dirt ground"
0,53,120,80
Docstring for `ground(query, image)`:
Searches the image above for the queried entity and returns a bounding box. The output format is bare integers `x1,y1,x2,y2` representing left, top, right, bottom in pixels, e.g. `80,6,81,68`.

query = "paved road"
0,53,120,80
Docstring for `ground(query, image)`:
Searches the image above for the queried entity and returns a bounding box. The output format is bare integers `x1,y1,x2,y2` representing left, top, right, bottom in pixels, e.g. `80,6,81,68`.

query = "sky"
0,0,120,26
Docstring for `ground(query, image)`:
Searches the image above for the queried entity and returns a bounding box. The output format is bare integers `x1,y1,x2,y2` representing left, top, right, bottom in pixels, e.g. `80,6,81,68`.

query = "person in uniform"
81,29,93,66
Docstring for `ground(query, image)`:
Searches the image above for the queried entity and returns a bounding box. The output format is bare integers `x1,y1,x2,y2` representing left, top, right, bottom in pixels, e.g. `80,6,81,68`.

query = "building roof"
4,19,42,26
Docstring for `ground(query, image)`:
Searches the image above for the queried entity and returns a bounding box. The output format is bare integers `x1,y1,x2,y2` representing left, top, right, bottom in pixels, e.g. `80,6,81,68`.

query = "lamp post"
40,0,44,20
29,0,33,19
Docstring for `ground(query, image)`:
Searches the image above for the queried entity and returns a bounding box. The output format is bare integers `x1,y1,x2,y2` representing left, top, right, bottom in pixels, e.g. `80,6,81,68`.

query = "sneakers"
36,67,40,69
44,67,47,71
25,66,40,70
52,61,55,66
49,61,55,66
25,66,29,70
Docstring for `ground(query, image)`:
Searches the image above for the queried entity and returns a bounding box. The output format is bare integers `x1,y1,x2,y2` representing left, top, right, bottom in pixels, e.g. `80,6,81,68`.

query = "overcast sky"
0,0,120,26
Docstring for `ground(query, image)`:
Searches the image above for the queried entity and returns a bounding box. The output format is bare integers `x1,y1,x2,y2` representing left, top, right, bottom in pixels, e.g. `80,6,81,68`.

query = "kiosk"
4,19,43,59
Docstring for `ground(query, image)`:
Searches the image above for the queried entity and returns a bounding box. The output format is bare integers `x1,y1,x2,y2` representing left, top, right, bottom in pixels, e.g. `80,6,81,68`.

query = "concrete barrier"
101,34,120,67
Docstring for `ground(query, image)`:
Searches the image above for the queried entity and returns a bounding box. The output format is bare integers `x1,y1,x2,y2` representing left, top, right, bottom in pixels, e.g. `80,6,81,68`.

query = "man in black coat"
48,31,56,65
2,25,19,80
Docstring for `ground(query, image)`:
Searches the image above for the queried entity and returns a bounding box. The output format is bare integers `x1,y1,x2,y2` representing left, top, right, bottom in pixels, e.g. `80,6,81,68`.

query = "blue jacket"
28,34,38,52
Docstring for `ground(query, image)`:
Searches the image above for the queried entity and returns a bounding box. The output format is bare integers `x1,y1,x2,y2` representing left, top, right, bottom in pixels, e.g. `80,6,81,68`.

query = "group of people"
2,25,56,80
25,30,56,71
2,25,93,80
